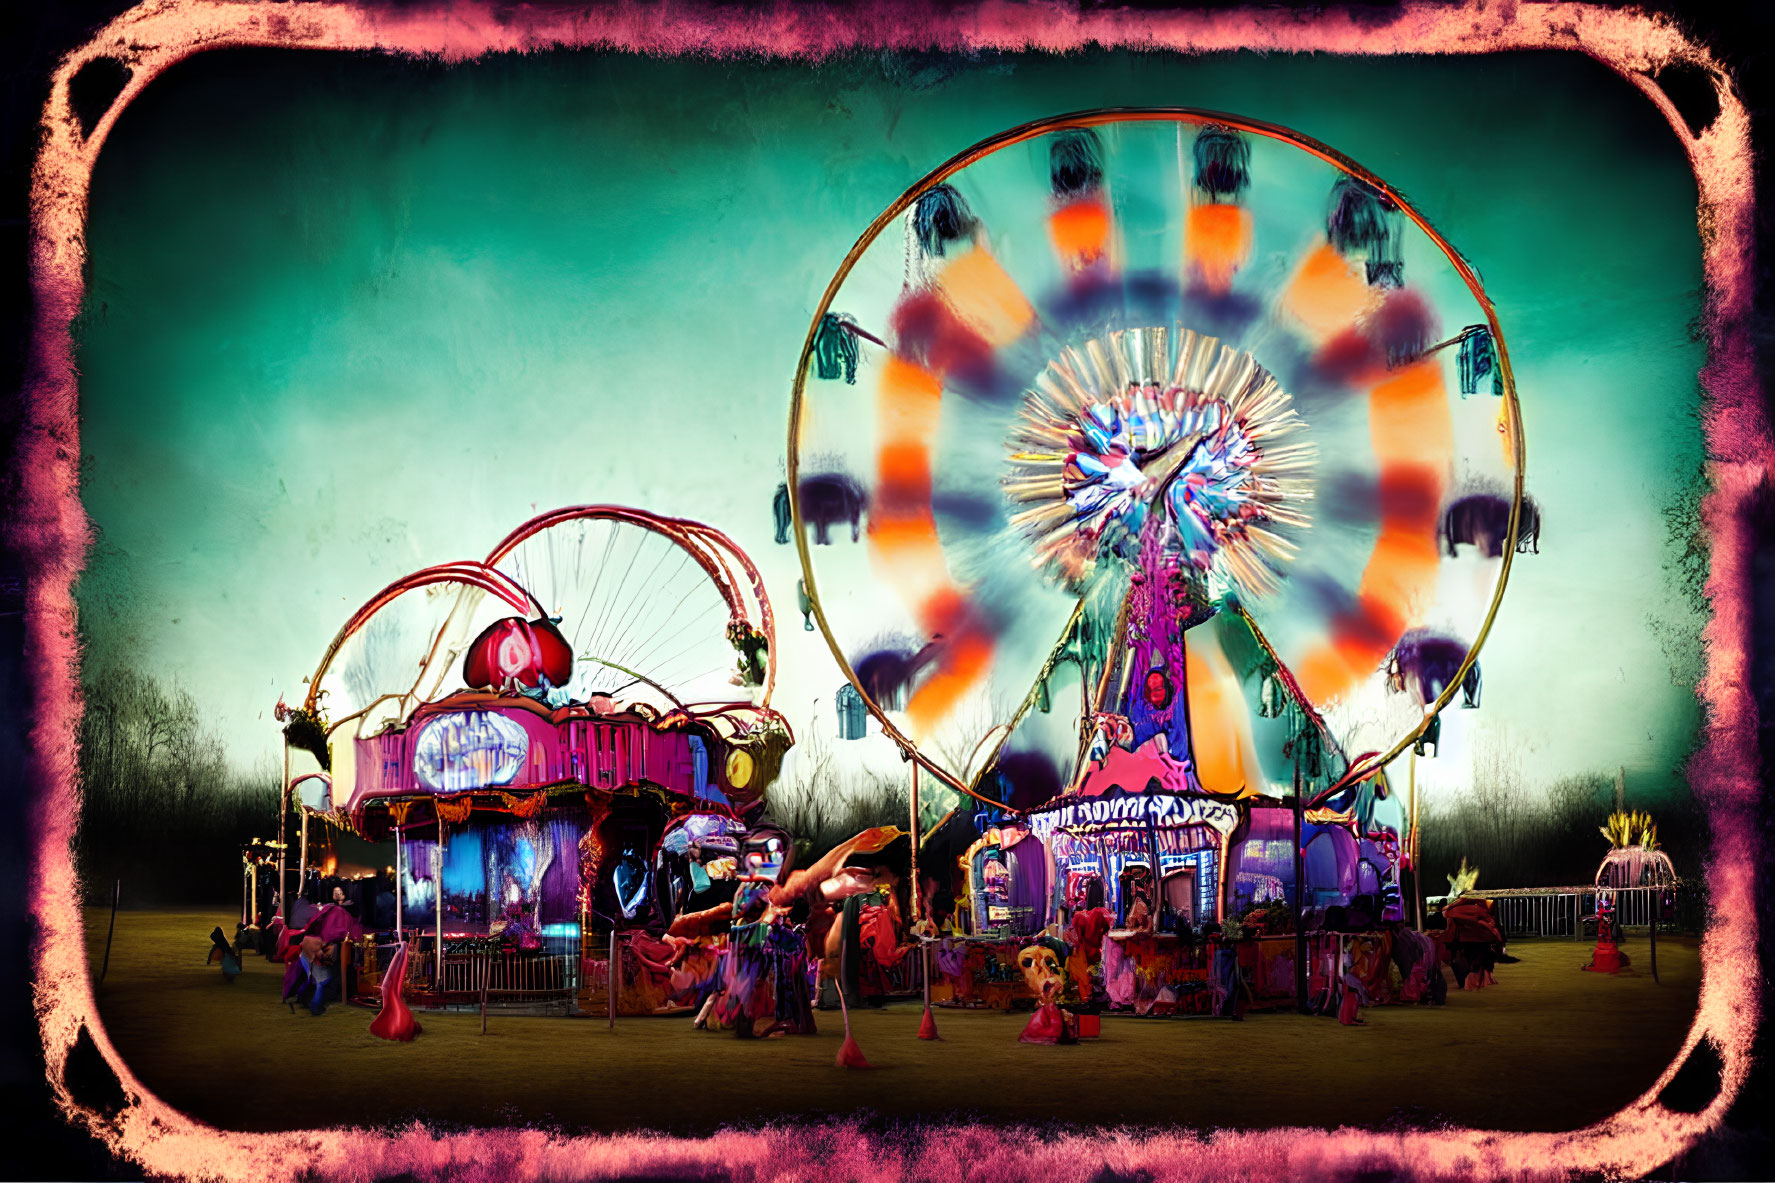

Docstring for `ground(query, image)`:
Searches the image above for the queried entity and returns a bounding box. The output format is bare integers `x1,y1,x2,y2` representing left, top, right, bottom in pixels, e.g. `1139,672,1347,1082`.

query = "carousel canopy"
293,507,786,833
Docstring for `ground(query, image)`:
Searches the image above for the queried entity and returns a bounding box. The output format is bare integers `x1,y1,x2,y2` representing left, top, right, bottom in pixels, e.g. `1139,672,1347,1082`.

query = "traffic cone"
917,1004,940,1040
1584,938,1624,974
835,983,871,1068
369,942,422,1042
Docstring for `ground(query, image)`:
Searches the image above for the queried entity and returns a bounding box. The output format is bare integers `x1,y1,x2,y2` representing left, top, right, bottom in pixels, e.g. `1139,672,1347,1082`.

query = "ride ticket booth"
1027,787,1241,935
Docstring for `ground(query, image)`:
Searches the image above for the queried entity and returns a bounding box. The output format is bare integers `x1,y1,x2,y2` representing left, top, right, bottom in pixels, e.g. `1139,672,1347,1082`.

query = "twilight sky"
75,46,1706,808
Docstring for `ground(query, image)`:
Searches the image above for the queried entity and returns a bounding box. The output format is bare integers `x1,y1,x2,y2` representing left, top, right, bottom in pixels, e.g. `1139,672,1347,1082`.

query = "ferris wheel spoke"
581,531,647,665
623,566,715,675
571,523,622,647
593,538,682,670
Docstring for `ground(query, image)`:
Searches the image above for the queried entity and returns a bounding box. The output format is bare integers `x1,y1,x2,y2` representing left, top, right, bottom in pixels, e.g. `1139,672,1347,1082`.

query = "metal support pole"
435,821,447,989
1650,896,1660,984
909,761,921,925
1291,727,1308,1013
838,915,850,1016
480,952,491,1035
394,824,405,940
98,880,119,986
277,742,291,924
298,808,310,892
1409,749,1423,931
1143,815,1159,934
608,932,618,1031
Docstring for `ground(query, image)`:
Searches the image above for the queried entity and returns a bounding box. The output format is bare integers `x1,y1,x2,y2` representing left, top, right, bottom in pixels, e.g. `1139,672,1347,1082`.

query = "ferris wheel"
787,109,1527,811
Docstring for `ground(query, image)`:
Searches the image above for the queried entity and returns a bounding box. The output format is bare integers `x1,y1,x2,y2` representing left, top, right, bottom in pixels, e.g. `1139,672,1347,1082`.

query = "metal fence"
1449,885,1684,939
426,948,580,1002
357,933,582,1010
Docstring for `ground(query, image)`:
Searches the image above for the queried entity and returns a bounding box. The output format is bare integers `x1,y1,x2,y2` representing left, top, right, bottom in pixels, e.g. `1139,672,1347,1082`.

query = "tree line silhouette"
76,665,278,906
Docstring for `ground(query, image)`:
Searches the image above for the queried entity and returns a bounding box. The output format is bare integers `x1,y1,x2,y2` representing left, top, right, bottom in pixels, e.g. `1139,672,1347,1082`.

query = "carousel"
787,108,1530,1020
275,506,792,1017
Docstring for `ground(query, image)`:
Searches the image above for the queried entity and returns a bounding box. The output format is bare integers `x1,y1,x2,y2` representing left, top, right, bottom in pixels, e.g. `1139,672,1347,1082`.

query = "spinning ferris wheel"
788,109,1527,812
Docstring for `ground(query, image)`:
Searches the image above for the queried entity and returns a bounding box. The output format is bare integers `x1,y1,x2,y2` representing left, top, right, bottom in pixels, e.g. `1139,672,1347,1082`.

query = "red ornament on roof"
463,616,573,693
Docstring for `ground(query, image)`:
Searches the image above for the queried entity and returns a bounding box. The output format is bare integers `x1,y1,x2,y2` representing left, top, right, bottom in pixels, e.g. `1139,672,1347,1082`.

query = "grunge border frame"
16,3,1763,1179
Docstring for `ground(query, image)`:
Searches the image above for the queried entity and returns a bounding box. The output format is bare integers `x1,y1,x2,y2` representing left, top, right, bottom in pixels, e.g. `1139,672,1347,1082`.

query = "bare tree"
77,665,277,904
1467,727,1530,856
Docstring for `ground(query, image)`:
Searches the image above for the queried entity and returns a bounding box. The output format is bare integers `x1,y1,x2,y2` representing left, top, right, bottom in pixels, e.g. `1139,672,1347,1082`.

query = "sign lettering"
1028,793,1240,843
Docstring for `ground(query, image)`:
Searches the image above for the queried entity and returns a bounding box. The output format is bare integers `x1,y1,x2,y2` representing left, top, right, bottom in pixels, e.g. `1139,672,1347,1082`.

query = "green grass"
85,908,1700,1136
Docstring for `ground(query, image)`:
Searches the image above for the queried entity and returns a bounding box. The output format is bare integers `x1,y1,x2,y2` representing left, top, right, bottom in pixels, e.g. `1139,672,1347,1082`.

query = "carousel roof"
291,507,785,830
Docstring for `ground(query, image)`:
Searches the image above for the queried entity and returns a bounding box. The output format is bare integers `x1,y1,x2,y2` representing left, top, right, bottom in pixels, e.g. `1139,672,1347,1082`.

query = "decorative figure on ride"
1387,922,1446,1005
706,823,805,1038
1016,939,1080,1045
1437,896,1507,989
766,826,909,1064
1338,936,1382,1025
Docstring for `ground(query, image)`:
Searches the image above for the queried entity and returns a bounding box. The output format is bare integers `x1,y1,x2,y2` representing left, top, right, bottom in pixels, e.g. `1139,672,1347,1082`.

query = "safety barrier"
1449,885,1684,939
353,933,581,1011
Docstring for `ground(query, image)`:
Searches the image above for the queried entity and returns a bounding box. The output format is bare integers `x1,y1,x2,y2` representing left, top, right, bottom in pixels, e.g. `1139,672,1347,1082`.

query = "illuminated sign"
412,710,529,793
1028,793,1239,843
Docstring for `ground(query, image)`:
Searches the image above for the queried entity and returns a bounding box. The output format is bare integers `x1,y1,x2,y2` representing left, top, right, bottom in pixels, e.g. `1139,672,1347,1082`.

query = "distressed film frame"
16,2,1765,1179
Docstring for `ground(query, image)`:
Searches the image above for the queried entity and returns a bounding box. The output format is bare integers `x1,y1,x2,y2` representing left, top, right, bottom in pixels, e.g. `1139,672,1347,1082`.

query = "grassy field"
82,908,1701,1136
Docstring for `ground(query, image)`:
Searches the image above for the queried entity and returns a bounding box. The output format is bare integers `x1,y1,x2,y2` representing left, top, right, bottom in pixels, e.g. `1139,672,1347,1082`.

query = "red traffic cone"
834,982,871,1068
1584,939,1624,974
369,942,422,1042
837,1031,873,1068
917,1004,940,1040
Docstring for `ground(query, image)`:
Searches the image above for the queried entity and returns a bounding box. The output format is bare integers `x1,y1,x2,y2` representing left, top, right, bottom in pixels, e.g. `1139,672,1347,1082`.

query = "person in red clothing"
1062,905,1114,1005
1438,897,1506,988
1068,905,1113,962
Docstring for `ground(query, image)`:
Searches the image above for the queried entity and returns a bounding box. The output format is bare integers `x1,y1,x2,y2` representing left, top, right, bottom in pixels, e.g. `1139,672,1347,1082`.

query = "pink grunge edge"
14,2,1765,1180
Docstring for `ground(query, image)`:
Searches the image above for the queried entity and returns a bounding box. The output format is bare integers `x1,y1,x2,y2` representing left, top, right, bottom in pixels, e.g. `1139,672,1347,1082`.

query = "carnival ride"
274,506,793,1017
787,109,1530,1017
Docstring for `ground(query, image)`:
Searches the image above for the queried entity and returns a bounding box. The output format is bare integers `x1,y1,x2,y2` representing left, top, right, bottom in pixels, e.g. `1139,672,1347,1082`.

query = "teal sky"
76,47,1705,806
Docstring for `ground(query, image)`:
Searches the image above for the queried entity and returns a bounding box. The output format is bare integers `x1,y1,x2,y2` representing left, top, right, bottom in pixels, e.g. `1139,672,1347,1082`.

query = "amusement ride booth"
279,506,790,1016
787,108,1528,1019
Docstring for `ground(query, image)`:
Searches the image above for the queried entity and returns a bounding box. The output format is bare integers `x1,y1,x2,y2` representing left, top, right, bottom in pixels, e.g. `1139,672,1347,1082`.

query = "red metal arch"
484,505,777,706
303,561,539,716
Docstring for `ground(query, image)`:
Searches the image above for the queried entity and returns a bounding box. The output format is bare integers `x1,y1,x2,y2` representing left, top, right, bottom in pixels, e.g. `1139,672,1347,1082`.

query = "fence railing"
354,935,581,1010
424,949,580,1001
1444,885,1684,939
